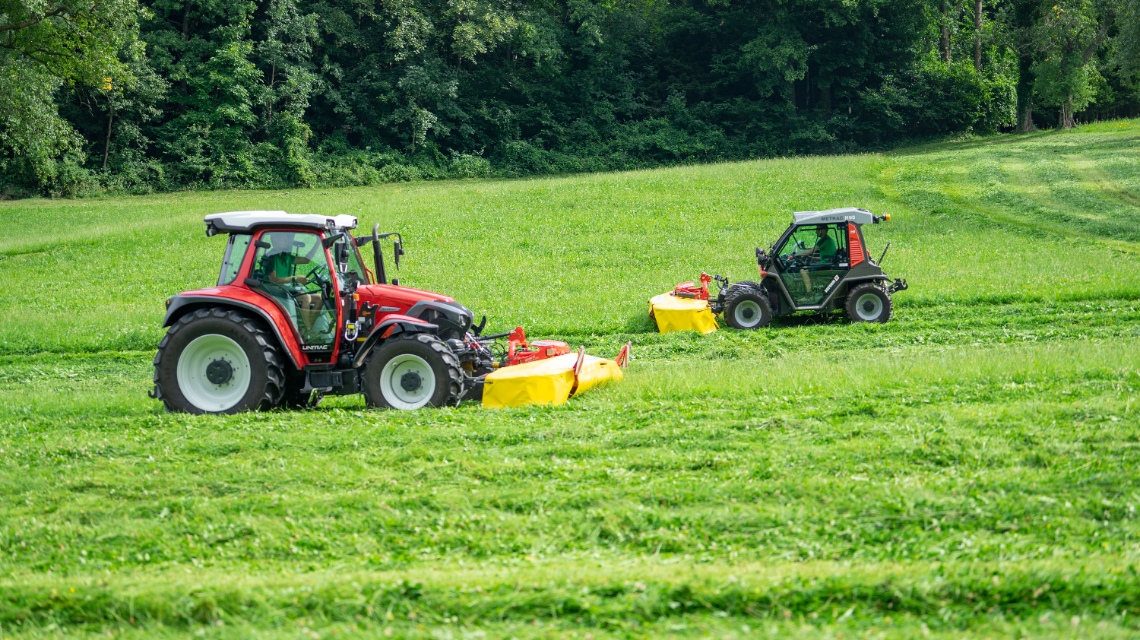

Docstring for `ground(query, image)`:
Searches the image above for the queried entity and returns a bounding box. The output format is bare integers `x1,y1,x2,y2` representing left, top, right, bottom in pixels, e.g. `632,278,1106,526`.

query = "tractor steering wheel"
307,264,333,290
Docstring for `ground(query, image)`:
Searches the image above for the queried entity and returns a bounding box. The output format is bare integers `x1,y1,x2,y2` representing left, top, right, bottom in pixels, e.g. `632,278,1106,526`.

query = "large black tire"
723,285,773,330
153,308,285,414
845,282,893,323
362,333,462,410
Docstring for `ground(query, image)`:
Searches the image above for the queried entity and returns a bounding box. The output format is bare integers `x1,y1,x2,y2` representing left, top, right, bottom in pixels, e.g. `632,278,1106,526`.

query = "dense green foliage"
0,122,1138,637
2,0,1139,197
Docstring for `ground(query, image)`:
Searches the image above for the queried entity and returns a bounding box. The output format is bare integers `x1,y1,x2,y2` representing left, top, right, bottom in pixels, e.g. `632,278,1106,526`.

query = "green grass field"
1,120,1139,639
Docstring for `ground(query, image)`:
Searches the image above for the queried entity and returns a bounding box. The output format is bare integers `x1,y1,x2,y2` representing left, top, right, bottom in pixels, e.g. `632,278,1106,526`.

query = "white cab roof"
205,211,358,233
792,207,875,226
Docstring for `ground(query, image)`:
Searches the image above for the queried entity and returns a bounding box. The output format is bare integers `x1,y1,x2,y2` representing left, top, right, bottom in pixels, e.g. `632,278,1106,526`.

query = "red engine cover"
355,283,455,321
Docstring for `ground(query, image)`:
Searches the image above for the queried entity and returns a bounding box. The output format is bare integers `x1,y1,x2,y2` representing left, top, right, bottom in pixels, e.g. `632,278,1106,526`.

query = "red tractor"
152,211,616,414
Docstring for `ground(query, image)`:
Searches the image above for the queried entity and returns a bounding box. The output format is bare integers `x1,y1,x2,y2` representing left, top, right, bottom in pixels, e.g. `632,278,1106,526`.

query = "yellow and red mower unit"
648,272,721,334
481,327,631,408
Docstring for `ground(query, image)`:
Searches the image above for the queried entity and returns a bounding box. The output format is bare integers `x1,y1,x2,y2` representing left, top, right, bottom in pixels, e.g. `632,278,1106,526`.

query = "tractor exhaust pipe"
372,223,387,284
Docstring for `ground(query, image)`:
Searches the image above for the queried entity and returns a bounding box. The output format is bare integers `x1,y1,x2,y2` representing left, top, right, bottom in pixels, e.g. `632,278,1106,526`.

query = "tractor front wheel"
724,286,772,330
153,308,285,414
363,333,462,410
845,283,893,323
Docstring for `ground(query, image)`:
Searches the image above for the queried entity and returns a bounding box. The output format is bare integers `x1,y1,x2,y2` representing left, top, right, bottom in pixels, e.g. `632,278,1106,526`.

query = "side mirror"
322,232,344,249
393,240,404,269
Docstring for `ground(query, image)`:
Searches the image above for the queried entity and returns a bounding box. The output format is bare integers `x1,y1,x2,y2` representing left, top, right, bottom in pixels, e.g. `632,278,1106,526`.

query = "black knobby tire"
153,307,285,414
362,332,462,410
845,282,893,323
723,285,772,330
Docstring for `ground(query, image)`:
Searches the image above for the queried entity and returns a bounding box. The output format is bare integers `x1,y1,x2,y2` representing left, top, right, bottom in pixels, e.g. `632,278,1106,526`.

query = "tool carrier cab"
709,207,907,329
152,211,563,414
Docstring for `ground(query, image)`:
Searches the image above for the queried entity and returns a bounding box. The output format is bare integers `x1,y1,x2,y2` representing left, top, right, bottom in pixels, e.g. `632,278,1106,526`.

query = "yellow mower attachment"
482,343,630,408
649,293,718,334
649,273,720,334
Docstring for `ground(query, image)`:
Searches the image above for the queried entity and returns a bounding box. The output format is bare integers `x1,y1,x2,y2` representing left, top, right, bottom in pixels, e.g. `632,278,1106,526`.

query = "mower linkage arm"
888,278,908,293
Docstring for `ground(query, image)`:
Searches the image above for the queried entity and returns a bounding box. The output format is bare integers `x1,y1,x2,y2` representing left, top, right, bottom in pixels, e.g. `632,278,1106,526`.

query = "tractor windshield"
334,235,370,284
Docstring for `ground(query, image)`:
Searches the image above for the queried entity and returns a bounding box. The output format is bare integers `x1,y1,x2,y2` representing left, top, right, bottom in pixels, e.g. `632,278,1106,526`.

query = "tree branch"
1080,21,1110,66
0,6,71,33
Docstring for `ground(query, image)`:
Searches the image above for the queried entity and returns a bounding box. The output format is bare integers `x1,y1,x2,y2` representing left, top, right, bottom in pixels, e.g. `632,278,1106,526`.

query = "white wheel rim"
855,292,884,321
734,300,763,327
176,334,252,412
380,354,436,410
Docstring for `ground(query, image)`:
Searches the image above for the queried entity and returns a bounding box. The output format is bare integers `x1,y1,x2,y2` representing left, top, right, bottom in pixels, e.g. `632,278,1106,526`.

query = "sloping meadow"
0,122,1139,637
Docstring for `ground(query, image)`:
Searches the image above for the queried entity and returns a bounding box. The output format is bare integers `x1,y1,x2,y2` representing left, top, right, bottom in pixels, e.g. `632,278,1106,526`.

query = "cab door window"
249,231,337,346
218,234,252,285
776,224,849,306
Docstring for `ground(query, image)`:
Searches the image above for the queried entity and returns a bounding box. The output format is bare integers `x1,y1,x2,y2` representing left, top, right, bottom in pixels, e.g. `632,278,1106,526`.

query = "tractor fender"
726,280,766,296
715,280,768,314
163,293,303,369
352,315,439,368
405,300,474,339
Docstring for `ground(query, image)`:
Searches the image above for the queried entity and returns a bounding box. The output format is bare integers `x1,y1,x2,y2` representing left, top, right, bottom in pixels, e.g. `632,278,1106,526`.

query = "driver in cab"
790,225,837,293
260,236,329,339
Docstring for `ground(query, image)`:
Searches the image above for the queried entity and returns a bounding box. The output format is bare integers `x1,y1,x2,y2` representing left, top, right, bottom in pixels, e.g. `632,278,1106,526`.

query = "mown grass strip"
2,559,1139,629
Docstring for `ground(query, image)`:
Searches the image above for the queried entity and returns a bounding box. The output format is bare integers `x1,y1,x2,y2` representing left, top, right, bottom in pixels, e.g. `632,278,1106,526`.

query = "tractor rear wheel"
153,308,285,414
845,283,893,323
724,286,772,330
362,333,462,410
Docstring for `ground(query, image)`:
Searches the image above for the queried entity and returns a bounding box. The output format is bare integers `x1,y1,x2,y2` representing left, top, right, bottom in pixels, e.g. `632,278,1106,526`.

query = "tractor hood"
357,283,475,338
357,283,455,307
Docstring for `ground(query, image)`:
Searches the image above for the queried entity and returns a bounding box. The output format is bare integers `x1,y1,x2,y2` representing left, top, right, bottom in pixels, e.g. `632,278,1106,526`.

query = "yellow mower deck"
649,292,719,334
482,351,626,408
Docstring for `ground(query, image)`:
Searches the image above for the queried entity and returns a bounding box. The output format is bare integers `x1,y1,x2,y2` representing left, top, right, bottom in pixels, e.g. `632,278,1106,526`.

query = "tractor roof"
204,211,358,235
792,207,875,226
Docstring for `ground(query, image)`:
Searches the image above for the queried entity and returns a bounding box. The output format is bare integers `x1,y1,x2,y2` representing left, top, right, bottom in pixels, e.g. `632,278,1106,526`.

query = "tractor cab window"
774,224,849,307
333,235,371,284
218,234,252,285
249,231,337,347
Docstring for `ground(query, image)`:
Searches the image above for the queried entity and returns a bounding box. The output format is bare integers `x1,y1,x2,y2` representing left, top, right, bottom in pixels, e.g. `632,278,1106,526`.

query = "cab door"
247,230,340,357
774,224,849,306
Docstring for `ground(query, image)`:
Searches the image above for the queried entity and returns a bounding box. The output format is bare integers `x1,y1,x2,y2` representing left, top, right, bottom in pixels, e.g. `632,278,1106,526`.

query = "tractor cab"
771,222,851,307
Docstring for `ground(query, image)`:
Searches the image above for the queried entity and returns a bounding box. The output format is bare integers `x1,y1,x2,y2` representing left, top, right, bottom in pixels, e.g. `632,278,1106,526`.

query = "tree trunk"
102,103,114,170
1015,52,1035,132
974,0,983,72
941,2,952,64
1060,96,1075,129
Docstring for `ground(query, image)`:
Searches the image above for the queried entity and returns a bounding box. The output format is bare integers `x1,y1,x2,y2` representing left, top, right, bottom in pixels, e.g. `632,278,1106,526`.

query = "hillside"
0,121,1138,638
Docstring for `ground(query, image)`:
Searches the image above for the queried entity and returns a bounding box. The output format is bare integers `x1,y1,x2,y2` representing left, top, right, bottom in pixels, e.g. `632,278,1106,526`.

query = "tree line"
1,0,1137,197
